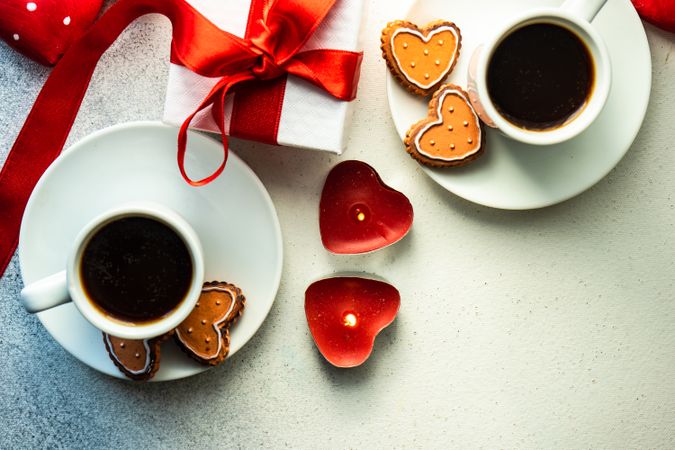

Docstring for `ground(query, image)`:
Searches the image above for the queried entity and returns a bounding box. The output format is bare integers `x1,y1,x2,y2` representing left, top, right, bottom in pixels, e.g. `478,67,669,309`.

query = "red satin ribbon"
0,0,362,277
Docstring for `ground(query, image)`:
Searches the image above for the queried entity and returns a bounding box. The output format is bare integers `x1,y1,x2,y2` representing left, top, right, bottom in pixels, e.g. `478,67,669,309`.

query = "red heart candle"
305,276,400,367
632,0,675,33
319,160,413,254
0,0,103,65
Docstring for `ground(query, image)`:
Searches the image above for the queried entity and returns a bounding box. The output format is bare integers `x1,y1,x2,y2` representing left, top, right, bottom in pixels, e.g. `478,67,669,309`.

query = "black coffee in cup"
487,23,594,130
80,217,193,323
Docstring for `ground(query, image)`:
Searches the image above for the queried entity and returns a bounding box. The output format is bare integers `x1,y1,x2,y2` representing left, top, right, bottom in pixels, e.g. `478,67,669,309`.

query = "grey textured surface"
1,1,675,448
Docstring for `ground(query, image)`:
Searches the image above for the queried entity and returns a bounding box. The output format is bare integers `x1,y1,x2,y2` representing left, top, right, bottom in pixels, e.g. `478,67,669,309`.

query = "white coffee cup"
20,202,205,340
467,0,611,145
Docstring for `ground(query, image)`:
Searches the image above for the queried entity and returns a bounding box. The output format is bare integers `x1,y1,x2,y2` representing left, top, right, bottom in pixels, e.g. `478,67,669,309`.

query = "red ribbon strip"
229,0,287,145
0,0,363,277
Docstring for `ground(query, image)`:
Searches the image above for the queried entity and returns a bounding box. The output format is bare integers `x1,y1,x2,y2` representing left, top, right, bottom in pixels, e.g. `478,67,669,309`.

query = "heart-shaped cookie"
174,281,245,366
319,160,413,254
0,0,103,65
405,84,484,167
305,276,400,368
103,332,171,381
381,20,462,96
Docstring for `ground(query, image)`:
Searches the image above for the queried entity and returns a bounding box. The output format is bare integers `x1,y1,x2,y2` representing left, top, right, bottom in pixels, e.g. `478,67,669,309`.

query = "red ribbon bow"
0,0,363,276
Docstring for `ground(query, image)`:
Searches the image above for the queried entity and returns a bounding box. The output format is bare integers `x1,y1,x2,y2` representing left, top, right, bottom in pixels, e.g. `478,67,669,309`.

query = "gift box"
162,0,365,154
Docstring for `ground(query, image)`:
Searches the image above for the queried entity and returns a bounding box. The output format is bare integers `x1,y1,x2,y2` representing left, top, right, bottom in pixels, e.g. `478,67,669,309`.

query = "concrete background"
1,0,674,448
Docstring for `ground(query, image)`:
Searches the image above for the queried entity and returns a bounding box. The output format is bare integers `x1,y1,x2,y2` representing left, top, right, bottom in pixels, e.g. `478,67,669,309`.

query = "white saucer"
387,0,651,209
19,122,283,381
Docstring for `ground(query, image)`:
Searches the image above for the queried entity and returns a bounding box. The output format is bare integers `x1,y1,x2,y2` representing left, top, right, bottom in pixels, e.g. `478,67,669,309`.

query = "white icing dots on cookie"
63,16,71,25
175,284,243,362
408,86,483,164
12,33,19,41
386,23,461,93
438,39,444,45
26,2,37,11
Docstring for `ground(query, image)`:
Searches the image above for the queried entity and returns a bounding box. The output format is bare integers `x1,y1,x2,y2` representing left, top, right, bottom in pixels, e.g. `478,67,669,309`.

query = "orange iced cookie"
103,332,171,381
174,281,245,365
405,84,484,167
381,20,461,96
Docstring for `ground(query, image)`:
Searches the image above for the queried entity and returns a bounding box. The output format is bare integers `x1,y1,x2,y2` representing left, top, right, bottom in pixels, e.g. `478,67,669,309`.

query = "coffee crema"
487,23,594,130
80,217,193,323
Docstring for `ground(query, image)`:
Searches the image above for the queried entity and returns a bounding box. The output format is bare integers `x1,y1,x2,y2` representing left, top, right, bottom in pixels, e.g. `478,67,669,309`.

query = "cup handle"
21,271,71,313
561,0,608,23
